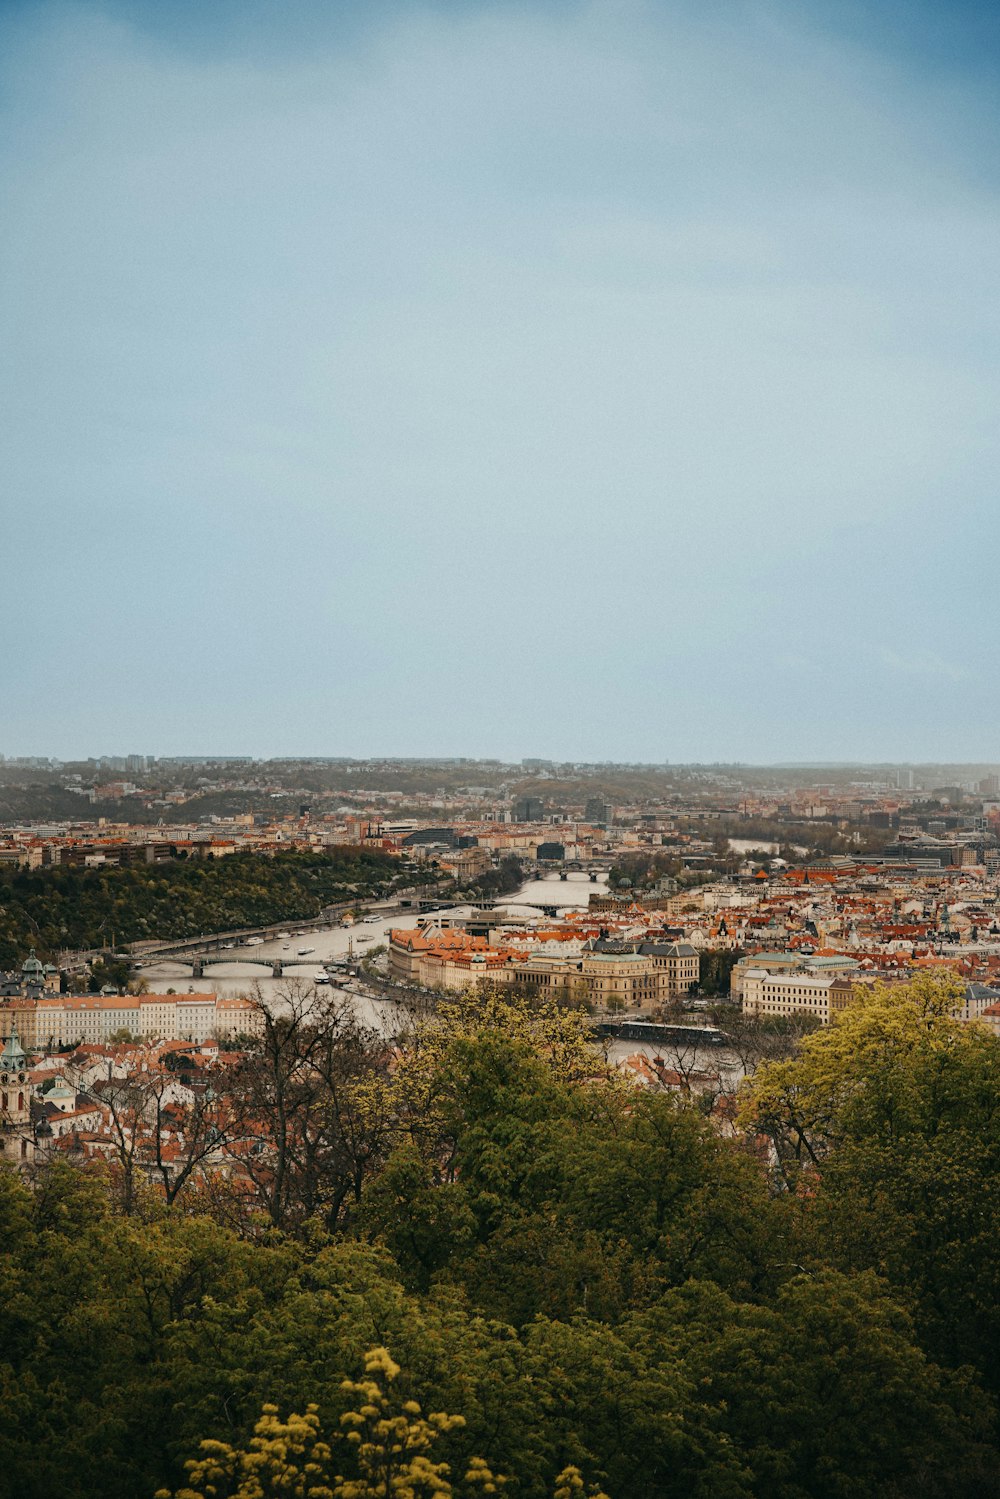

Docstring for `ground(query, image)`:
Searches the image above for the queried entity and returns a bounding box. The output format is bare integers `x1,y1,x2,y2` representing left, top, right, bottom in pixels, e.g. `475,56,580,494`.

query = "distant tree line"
462,855,525,899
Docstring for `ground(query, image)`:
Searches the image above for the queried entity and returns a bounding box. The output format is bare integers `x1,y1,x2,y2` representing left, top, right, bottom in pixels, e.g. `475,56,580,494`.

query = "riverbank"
138,871,613,1009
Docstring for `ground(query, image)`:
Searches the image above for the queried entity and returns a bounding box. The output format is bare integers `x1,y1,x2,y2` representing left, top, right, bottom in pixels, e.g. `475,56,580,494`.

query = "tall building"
0,1027,33,1168
514,796,544,822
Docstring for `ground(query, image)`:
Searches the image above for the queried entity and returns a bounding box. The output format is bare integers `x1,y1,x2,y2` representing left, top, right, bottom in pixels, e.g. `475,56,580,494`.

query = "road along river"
139,872,746,1084
138,871,612,1028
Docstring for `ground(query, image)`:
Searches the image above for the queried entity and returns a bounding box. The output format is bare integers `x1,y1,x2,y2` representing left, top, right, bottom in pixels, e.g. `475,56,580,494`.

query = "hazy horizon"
3,0,998,761
5,749,1000,776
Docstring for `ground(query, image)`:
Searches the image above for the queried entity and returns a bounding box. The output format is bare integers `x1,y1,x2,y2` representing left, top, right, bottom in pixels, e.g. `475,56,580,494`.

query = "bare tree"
711,1008,822,1087
76,1046,230,1211
648,1030,723,1104
225,981,391,1233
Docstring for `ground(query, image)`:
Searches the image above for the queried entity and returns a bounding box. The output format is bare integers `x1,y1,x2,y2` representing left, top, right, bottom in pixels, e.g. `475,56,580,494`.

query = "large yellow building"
741,967,854,1024
516,941,698,1010
389,926,699,1012
730,951,859,1000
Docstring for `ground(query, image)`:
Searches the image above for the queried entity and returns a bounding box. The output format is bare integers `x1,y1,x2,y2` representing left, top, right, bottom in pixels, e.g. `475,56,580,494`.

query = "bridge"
188,954,334,979
532,863,613,882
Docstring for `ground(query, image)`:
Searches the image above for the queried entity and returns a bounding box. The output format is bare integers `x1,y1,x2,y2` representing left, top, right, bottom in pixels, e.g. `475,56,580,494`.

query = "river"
140,868,749,1083
139,870,612,1029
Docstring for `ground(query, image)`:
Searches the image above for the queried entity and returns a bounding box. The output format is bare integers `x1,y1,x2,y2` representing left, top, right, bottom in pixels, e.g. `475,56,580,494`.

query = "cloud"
0,0,998,757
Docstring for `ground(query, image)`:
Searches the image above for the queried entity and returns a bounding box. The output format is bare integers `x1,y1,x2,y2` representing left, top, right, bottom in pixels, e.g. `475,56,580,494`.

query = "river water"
139,872,745,1084
140,871,612,1030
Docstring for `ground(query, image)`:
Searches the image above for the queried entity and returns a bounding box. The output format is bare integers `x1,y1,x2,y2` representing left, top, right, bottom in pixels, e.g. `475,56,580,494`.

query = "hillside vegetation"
0,847,415,964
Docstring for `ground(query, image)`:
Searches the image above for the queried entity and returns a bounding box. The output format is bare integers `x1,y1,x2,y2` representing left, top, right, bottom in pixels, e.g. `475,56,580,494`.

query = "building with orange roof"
0,992,261,1049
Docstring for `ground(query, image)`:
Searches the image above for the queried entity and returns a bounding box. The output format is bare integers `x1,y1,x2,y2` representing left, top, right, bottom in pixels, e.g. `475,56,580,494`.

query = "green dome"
0,1026,27,1074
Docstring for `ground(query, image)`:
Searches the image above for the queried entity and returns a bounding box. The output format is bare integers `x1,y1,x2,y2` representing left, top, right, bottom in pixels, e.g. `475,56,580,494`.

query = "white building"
29,992,262,1048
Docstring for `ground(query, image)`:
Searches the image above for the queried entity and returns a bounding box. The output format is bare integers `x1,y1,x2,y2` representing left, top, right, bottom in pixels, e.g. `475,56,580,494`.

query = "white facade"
32,993,261,1047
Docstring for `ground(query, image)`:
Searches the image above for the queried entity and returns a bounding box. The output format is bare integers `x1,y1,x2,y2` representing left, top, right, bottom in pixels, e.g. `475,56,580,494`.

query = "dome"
21,949,43,977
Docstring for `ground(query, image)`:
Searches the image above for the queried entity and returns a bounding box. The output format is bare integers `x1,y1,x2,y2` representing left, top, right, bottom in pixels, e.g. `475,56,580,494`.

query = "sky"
1,0,999,763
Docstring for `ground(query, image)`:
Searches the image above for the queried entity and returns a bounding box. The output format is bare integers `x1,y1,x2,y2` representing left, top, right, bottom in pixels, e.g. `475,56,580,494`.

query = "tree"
740,973,1000,1395
77,1047,229,1210
647,1029,722,1102
710,1008,821,1087
225,982,390,1233
699,947,743,997
739,973,969,1185
646,1272,999,1499
88,956,130,993
358,1145,476,1292
159,1346,498,1499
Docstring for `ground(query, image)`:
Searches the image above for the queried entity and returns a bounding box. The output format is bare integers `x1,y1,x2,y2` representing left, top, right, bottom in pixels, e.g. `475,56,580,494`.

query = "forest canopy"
0,977,999,1497
0,847,419,965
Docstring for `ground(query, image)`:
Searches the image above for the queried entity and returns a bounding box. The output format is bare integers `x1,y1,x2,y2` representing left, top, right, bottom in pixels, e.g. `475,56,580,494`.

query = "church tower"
20,949,45,1000
0,1027,33,1168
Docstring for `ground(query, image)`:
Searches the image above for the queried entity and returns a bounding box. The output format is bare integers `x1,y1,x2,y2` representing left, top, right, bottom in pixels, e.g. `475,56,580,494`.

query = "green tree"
741,973,1000,1394
644,1272,998,1499
161,1347,489,1499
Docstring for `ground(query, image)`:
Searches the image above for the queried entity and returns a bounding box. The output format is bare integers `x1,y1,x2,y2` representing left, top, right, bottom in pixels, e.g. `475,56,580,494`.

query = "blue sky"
1,0,998,762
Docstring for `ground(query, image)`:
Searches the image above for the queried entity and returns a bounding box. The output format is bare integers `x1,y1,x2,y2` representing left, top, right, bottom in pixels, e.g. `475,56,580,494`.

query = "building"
438,847,492,882
742,968,854,1024
514,797,544,822
957,984,1000,1023
0,1028,33,1168
730,951,860,1000
514,940,699,1012
0,992,262,1049
388,917,699,1011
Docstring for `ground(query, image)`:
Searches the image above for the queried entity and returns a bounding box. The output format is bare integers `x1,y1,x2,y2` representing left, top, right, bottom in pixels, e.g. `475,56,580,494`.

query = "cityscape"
5,0,1000,1493
4,753,1000,1211
2,753,1000,1496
